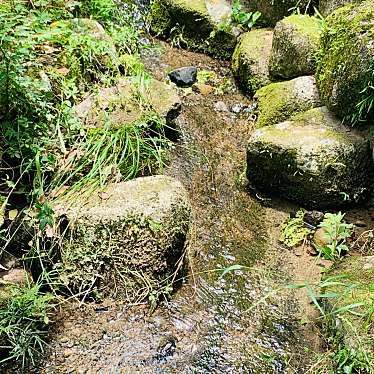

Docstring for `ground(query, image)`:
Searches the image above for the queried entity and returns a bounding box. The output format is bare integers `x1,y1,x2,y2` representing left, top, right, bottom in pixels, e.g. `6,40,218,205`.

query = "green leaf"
220,264,247,279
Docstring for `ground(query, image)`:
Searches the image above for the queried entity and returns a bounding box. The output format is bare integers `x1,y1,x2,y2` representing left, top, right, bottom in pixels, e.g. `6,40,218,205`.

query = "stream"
35,42,327,374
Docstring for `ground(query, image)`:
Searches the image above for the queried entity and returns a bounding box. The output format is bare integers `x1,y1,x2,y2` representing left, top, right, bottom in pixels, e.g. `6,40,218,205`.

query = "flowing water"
35,42,328,374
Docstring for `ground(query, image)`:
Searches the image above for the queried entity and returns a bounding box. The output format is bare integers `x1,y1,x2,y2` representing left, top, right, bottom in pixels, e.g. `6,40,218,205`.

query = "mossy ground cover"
316,0,374,124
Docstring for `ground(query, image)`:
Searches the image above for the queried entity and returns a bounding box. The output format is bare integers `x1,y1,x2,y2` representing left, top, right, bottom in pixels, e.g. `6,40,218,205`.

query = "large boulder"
232,29,273,94
74,78,181,129
240,0,317,26
149,0,237,58
322,256,374,371
319,0,364,16
269,15,321,79
255,76,322,127
316,0,374,124
247,107,373,208
55,175,191,300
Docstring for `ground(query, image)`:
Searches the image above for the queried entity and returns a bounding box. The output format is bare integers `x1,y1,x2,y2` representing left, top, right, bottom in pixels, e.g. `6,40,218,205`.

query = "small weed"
0,278,55,369
280,209,312,247
231,0,261,29
316,212,353,261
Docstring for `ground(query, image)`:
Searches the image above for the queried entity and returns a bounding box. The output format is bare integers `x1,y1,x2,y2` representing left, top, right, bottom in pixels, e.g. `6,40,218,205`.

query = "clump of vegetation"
315,212,354,261
0,0,173,367
0,279,54,369
279,209,312,247
231,0,261,29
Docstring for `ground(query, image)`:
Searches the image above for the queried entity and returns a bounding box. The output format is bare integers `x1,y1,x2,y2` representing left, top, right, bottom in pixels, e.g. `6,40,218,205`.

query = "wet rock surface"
247,107,373,208
168,66,197,87
232,28,273,94
269,15,321,79
255,76,322,127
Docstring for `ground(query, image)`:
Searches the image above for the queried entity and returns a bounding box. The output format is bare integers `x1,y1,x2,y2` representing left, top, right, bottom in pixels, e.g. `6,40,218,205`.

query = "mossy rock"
247,107,373,208
316,0,374,124
269,15,321,79
56,175,191,300
322,256,374,371
74,78,181,129
232,29,273,94
319,0,364,16
255,76,322,127
240,0,317,26
149,0,237,58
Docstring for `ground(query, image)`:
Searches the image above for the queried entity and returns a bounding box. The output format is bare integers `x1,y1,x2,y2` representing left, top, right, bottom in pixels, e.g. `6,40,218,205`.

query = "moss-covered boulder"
255,76,322,127
74,78,181,128
232,29,273,94
269,15,321,79
319,0,363,16
322,256,374,371
247,107,373,208
149,0,237,58
56,175,191,300
316,0,374,124
240,0,317,26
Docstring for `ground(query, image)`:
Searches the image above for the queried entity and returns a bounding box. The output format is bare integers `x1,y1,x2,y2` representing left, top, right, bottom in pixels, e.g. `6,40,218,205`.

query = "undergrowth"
0,0,173,367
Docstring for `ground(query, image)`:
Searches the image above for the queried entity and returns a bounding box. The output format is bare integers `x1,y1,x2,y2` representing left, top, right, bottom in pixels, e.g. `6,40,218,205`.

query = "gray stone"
316,0,374,124
247,107,373,208
232,29,273,94
168,66,197,87
74,78,181,129
255,76,322,127
269,15,321,79
149,0,237,58
55,175,191,300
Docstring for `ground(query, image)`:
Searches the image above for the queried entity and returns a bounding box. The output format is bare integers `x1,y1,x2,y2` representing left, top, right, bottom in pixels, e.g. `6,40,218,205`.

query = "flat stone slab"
247,107,373,208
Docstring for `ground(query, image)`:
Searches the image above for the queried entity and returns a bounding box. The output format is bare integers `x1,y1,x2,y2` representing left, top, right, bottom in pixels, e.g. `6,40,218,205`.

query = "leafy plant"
231,0,261,29
279,209,312,247
0,279,54,368
316,212,354,261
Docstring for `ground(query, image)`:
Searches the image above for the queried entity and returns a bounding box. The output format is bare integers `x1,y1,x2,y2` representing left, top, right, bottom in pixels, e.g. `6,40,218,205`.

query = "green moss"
283,14,320,42
269,15,321,79
316,0,374,124
232,29,273,93
149,0,236,58
247,107,372,208
255,77,322,127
